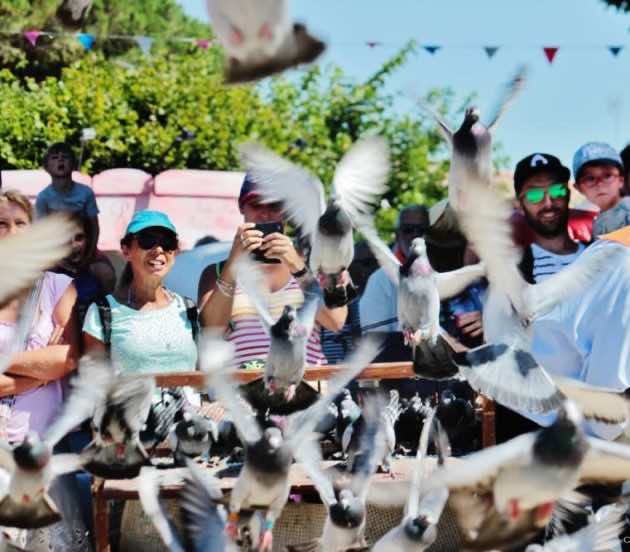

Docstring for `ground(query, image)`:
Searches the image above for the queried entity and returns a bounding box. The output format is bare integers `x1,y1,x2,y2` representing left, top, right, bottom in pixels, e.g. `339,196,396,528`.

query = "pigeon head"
330,490,364,528
271,306,295,339
263,426,284,452
533,401,586,467
403,515,436,543
464,106,481,126
13,433,50,471
319,202,353,237
410,237,428,257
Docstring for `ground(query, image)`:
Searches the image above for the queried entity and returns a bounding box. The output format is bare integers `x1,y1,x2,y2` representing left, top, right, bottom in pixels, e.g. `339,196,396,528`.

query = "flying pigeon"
423,65,528,231
234,254,321,401
200,332,382,551
168,411,219,466
205,0,325,84
44,356,155,479
239,137,390,308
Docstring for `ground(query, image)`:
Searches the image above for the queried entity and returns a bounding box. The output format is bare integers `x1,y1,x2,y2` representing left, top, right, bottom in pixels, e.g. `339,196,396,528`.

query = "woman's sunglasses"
522,183,568,204
135,231,178,251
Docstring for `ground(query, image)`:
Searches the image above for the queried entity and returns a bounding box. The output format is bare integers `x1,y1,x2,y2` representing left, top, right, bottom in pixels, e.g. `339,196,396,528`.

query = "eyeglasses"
522,183,568,204
578,173,622,189
400,224,427,236
135,232,178,251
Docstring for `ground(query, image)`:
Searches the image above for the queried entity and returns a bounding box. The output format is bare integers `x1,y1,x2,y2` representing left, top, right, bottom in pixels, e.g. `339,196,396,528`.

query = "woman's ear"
121,244,131,261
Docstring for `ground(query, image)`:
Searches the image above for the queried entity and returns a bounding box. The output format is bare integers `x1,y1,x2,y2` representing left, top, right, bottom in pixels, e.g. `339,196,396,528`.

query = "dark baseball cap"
514,153,570,195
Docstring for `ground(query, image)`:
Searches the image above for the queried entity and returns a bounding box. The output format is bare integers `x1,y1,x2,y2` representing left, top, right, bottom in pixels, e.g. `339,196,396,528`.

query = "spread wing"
0,214,73,305
434,263,485,300
44,356,114,448
356,220,400,285
239,142,326,242
486,65,528,133
581,437,630,484
138,467,185,552
198,333,262,444
112,376,156,435
332,136,390,222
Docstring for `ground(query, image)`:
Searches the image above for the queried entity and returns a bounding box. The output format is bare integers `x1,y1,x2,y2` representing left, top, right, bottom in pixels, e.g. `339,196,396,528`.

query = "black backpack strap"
183,296,199,342
518,245,536,284
93,295,112,350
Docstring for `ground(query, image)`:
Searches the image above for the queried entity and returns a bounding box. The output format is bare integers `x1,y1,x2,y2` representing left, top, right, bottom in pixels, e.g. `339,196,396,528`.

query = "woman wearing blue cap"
82,210,198,374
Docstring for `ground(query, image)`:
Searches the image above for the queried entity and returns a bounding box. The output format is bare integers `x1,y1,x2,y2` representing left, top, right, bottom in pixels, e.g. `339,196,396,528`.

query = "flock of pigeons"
3,1,627,551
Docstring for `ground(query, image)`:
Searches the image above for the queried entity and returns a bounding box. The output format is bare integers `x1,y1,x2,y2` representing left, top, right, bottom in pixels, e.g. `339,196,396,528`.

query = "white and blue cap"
573,142,623,181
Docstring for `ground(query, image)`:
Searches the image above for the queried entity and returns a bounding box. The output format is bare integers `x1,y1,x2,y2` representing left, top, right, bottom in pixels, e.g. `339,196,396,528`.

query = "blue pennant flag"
77,33,95,50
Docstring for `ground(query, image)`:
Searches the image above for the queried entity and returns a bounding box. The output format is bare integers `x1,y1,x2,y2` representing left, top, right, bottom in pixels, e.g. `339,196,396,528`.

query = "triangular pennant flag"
135,36,154,55
196,39,212,50
77,33,95,50
608,46,623,57
484,46,499,59
423,45,441,55
543,47,558,64
23,30,42,47
366,41,381,48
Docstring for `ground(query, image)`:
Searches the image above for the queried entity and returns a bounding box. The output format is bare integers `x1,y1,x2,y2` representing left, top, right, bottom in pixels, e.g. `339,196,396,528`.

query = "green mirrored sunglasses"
523,183,568,204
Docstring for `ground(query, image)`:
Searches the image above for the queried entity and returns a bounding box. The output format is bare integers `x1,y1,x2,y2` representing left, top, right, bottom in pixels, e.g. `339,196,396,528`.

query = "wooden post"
92,478,110,552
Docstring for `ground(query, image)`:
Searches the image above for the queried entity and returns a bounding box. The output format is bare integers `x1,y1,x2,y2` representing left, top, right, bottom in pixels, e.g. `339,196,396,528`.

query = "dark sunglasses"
523,183,568,204
135,232,178,251
400,224,427,236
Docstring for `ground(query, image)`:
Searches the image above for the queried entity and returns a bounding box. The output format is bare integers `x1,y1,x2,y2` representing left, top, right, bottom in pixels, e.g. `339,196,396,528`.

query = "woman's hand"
227,224,264,262
454,311,483,338
259,233,305,274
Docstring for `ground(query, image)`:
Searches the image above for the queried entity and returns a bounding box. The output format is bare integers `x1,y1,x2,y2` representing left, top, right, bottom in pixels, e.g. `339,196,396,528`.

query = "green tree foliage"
0,0,209,79
0,37,454,237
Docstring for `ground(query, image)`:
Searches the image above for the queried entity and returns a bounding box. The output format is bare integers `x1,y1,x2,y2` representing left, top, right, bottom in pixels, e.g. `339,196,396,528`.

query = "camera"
251,222,283,264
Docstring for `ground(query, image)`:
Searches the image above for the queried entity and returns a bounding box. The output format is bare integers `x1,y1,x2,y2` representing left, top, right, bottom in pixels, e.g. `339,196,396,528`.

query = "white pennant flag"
135,36,154,56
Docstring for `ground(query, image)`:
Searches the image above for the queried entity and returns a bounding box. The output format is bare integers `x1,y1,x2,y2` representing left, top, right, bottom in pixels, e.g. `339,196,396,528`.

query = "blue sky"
178,0,630,172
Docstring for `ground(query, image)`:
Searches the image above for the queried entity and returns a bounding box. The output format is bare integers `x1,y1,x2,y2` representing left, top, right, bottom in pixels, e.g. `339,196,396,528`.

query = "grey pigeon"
138,460,242,552
234,255,321,401
371,409,449,552
168,411,219,465
240,138,390,306
205,0,325,84
200,332,382,551
44,356,155,479
424,65,527,227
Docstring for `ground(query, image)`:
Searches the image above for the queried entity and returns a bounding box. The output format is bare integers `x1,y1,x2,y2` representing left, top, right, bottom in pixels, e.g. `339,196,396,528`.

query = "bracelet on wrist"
291,266,308,278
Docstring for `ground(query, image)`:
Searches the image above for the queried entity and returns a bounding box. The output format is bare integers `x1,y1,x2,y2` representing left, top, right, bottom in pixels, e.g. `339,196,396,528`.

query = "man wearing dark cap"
514,153,587,283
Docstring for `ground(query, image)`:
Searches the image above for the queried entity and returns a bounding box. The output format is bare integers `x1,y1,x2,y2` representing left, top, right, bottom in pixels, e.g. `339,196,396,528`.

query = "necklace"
126,286,173,309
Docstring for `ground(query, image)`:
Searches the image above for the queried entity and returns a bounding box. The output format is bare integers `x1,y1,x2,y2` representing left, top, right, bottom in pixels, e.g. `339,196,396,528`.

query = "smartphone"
251,222,283,264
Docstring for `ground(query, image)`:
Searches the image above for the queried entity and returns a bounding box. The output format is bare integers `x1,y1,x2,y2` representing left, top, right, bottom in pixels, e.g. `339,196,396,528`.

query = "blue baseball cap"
573,142,623,181
125,210,177,235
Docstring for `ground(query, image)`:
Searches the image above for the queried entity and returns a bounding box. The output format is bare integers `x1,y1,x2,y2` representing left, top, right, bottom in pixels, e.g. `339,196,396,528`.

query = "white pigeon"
199,332,382,552
239,137,390,304
234,254,320,401
206,0,325,83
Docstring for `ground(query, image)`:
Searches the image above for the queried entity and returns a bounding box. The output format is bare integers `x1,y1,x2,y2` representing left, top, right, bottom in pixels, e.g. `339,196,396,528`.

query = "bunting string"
5,31,629,63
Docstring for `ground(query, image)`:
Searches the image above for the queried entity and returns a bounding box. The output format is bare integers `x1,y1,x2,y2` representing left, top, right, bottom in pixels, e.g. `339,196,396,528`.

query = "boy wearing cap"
573,142,630,237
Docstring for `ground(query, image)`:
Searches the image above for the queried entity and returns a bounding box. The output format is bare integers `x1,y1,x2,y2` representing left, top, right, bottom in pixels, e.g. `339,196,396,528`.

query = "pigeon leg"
258,23,274,42
284,384,297,402
229,26,244,47
226,511,240,539
534,501,555,525
259,517,276,551
403,328,413,346
508,499,521,521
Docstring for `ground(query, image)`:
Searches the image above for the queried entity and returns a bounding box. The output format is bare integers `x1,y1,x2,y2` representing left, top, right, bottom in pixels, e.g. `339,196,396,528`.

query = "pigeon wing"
406,407,437,518
581,437,630,484
112,376,156,435
138,467,185,552
0,214,73,305
486,65,528,134
332,136,390,222
239,142,326,242
434,262,486,300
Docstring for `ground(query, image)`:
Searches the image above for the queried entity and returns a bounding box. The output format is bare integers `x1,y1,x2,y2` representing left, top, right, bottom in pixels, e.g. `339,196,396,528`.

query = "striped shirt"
226,277,327,367
531,242,586,282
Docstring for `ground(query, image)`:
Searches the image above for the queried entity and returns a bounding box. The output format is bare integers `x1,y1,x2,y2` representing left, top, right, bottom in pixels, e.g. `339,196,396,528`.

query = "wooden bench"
92,363,496,551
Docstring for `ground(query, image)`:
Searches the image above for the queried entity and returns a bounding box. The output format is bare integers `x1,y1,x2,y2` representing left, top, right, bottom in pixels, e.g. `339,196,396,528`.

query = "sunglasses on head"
135,231,178,251
523,183,568,204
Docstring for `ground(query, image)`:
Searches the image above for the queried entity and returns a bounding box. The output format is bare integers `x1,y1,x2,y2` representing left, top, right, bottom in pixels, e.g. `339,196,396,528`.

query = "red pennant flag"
24,30,42,47
196,39,212,50
543,47,559,64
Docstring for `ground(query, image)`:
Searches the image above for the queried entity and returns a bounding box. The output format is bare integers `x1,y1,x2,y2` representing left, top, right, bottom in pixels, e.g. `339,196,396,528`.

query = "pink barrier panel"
150,170,243,249
0,170,91,198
